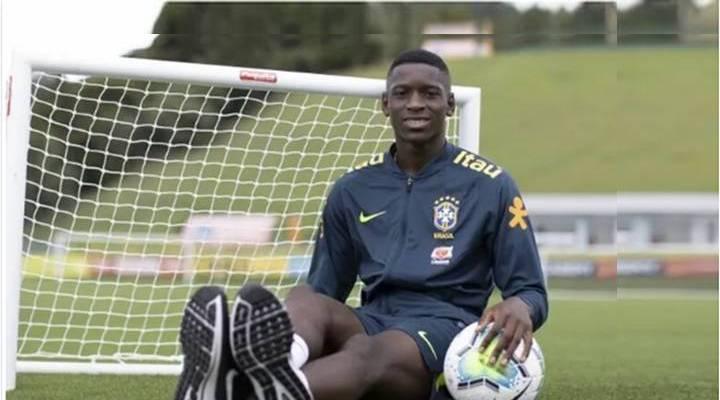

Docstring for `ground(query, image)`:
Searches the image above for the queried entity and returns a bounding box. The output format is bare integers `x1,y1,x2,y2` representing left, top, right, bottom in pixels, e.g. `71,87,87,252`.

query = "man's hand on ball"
477,297,533,367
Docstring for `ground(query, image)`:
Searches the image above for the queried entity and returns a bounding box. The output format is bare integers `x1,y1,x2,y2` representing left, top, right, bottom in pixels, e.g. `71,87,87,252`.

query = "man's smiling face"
382,63,456,147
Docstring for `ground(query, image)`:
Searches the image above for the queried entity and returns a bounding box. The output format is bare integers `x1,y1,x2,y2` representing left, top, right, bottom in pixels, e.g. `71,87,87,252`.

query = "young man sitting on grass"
174,49,548,400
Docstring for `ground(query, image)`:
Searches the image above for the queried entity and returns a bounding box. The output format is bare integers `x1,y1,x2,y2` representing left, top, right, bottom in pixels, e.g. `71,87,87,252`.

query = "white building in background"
421,21,494,59
525,193,718,250
525,193,718,279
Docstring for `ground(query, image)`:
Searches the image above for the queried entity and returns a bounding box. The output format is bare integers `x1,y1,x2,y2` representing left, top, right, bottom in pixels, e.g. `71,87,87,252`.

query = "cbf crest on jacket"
308,142,548,330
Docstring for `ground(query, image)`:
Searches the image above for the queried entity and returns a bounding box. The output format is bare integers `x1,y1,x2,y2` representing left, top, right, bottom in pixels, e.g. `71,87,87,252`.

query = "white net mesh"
20,72,460,366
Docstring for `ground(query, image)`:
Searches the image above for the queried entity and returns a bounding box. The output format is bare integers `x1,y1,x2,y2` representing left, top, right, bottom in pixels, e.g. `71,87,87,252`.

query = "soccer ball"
443,322,544,400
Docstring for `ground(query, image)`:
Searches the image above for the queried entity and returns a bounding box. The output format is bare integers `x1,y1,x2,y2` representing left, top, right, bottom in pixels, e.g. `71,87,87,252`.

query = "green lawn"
539,298,718,399
350,47,718,192
9,296,718,400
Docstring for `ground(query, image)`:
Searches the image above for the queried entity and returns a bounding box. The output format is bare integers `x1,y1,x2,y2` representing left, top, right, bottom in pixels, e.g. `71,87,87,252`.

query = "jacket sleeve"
490,175,549,330
306,183,359,303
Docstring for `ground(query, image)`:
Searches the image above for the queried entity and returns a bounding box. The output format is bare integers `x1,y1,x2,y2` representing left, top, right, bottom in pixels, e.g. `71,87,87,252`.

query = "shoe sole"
230,284,311,400
175,286,229,400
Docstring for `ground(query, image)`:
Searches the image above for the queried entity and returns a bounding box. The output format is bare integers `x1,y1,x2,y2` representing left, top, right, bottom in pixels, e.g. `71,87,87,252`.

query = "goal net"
3,55,480,381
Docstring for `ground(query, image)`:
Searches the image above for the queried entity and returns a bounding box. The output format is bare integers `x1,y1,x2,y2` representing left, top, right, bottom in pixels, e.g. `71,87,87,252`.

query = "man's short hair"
387,49,450,78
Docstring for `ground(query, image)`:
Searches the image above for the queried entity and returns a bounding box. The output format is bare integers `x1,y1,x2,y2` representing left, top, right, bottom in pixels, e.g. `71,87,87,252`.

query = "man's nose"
407,92,425,110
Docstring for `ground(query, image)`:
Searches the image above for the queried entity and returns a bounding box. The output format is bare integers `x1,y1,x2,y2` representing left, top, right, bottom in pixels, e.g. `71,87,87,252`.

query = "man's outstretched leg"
230,284,313,400
303,331,431,400
230,284,435,400
175,286,250,400
283,285,434,399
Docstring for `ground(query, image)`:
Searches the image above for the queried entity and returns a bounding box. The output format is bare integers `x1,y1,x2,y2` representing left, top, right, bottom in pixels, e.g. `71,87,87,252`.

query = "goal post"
2,53,481,389
3,55,34,393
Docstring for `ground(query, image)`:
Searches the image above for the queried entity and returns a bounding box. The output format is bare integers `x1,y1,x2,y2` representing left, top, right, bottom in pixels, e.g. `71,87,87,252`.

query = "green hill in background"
348,47,718,192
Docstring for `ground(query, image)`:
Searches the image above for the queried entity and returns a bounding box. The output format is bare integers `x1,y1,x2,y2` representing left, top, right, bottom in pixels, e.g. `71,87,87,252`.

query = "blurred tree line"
134,1,715,63
131,3,382,70
360,0,716,52
24,0,717,242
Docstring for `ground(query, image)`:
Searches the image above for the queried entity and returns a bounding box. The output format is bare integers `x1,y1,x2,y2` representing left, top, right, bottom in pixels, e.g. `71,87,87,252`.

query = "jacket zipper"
401,176,413,238
385,176,414,289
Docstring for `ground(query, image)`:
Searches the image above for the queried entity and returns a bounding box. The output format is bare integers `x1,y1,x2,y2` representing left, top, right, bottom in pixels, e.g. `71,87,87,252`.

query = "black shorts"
352,306,469,374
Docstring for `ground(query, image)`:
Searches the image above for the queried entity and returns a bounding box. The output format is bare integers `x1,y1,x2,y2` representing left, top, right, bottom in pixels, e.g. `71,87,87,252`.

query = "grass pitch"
8,291,718,400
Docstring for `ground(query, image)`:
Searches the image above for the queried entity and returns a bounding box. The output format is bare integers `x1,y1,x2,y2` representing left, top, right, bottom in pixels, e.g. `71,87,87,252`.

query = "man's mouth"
403,117,431,129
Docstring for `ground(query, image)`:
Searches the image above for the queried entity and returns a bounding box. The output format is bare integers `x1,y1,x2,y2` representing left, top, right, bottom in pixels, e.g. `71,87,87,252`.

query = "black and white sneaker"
175,286,251,400
230,284,312,400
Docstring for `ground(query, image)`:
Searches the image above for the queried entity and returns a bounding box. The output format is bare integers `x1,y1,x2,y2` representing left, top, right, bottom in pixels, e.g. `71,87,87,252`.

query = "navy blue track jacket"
307,142,548,330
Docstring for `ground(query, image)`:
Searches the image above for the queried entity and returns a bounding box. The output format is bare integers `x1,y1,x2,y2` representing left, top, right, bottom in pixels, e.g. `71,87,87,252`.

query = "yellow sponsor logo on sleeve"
508,196,529,230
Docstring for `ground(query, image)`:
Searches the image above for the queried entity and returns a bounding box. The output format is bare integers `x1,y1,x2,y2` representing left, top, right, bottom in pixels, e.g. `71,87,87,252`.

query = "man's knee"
286,285,364,354
286,285,327,332
287,284,317,306
286,284,317,303
286,285,330,323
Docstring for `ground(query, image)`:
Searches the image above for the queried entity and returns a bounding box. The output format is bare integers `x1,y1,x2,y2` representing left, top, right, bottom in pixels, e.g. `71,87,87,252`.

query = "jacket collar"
385,141,456,179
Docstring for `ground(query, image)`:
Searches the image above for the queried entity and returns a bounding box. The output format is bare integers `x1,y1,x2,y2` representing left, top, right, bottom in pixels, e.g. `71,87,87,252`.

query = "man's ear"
381,92,390,116
447,92,456,117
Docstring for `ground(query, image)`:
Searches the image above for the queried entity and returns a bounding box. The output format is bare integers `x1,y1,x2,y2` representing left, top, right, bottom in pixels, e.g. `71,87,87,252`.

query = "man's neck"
394,139,445,176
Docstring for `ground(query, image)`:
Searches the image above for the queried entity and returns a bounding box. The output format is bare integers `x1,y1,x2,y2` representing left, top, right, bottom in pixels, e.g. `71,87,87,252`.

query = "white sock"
290,333,310,369
291,363,314,399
